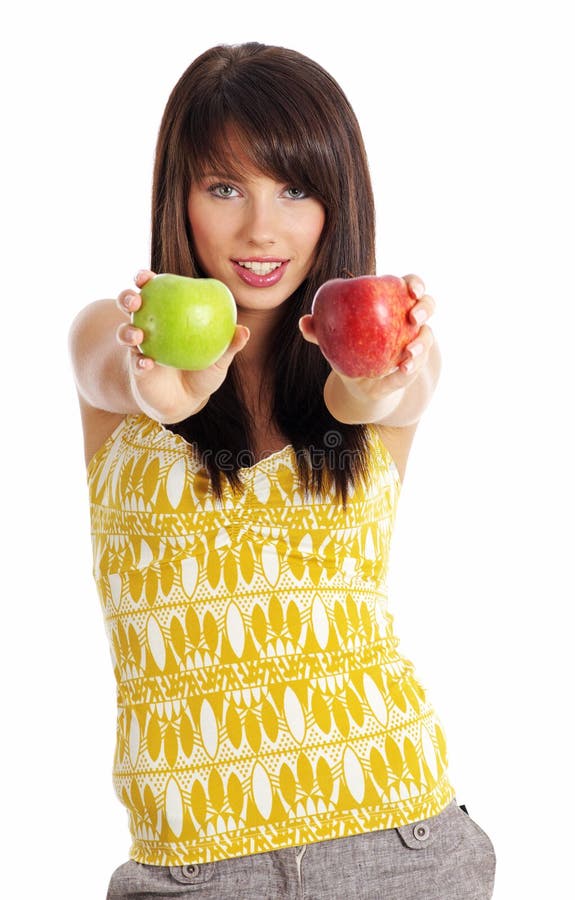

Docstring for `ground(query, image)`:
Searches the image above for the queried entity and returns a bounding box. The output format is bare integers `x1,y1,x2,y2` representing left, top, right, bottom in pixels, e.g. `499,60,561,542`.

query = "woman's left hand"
299,274,436,400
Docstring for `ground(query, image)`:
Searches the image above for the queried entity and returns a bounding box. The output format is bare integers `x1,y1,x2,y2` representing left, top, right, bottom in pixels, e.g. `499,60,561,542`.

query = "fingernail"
409,342,424,358
134,270,147,284
412,307,427,324
402,359,414,373
125,293,138,311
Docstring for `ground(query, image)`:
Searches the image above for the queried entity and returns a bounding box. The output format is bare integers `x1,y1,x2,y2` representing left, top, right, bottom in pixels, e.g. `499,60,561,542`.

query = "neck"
236,306,281,371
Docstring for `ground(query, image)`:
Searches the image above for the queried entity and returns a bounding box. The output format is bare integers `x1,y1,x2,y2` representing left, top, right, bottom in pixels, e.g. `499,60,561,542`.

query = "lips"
231,258,289,288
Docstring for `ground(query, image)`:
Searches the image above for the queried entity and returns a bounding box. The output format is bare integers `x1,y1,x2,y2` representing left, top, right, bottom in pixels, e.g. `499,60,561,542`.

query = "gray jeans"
106,800,496,899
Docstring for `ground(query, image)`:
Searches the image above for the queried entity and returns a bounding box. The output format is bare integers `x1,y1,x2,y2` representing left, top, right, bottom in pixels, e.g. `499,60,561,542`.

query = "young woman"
70,42,496,900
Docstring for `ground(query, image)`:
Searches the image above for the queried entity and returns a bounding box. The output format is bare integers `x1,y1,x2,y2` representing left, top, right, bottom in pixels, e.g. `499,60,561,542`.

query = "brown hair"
151,42,376,505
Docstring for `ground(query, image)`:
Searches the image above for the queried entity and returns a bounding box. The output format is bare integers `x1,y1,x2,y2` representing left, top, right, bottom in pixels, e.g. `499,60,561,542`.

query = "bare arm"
323,336,441,427
300,274,439,428
69,298,143,415
69,271,250,424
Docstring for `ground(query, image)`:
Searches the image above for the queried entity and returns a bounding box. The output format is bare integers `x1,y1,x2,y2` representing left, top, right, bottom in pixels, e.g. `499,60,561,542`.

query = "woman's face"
187,158,325,316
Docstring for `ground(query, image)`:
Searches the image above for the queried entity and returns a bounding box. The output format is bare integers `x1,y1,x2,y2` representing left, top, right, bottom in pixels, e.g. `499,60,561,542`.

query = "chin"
235,285,295,311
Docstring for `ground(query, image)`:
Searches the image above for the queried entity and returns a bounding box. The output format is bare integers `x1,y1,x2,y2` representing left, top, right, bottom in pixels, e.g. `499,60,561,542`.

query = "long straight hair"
150,43,377,505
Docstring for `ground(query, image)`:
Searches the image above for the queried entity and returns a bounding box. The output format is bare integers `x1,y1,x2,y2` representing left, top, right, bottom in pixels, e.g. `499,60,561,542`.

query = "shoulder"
76,395,126,468
374,422,419,484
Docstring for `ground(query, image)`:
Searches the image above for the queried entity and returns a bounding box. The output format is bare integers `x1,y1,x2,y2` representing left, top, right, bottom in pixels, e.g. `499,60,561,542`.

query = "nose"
240,196,277,248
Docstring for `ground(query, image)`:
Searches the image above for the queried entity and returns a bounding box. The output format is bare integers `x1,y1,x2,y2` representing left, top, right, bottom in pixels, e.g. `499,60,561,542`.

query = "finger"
231,324,251,353
132,352,155,373
116,323,144,347
379,363,420,391
399,325,434,370
404,340,426,364
299,314,319,344
403,274,426,300
409,294,436,325
402,323,434,355
212,325,251,370
118,340,155,375
134,269,156,288
117,290,142,315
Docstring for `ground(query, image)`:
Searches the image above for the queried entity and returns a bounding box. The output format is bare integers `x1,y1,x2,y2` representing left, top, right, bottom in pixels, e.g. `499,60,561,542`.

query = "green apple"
132,273,237,370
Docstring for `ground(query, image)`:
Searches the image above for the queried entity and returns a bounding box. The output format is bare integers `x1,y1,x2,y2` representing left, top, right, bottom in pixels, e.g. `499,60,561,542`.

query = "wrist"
128,362,210,424
323,370,405,424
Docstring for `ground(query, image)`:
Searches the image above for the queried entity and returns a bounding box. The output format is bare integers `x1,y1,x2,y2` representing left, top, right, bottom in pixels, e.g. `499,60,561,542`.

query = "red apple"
310,275,419,378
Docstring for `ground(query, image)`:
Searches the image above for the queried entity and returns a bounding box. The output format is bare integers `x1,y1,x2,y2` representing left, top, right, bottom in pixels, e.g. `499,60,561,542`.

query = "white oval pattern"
129,712,140,766
343,746,365,803
165,776,184,837
146,615,166,671
261,543,280,587
166,458,187,509
200,699,219,759
283,686,306,743
108,573,122,609
252,762,273,820
226,601,245,658
363,673,388,727
139,539,153,568
181,557,198,597
421,724,439,782
311,595,329,649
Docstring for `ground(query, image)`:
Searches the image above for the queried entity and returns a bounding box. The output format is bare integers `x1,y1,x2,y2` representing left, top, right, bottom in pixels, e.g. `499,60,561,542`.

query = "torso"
88,399,451,866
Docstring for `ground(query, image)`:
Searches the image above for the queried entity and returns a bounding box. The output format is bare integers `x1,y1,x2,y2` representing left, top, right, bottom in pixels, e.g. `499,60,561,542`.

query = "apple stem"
341,269,356,279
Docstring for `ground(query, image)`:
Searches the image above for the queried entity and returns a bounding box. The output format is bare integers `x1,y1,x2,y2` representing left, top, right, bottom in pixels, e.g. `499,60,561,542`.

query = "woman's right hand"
116,269,250,424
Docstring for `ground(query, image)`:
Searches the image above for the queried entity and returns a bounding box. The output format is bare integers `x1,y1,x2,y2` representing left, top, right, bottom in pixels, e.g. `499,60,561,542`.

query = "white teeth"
237,261,283,275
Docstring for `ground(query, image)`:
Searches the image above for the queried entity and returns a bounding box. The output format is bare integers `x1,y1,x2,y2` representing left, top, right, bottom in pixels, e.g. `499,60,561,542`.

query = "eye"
207,182,239,199
284,186,308,200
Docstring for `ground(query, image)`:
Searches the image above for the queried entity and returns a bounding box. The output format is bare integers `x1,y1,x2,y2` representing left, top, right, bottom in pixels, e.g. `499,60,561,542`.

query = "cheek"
189,219,210,255
187,204,217,264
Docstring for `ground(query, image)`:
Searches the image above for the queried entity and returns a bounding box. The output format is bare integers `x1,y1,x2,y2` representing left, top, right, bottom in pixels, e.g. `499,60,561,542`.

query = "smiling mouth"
231,258,289,288
234,259,287,275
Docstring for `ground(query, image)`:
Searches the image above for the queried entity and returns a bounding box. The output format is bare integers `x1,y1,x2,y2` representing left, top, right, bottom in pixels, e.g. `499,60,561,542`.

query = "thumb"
299,314,319,345
229,324,251,355
213,325,251,370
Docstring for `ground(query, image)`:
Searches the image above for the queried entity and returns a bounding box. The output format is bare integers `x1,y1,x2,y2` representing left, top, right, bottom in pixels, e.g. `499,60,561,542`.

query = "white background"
2,1,573,896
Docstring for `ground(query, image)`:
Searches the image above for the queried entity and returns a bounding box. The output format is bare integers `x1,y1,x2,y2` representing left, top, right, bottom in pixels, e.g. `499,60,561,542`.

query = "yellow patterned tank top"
88,414,454,866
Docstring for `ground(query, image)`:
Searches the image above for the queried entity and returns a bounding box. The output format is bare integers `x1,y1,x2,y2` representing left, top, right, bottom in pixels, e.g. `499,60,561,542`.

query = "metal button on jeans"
413,823,431,842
